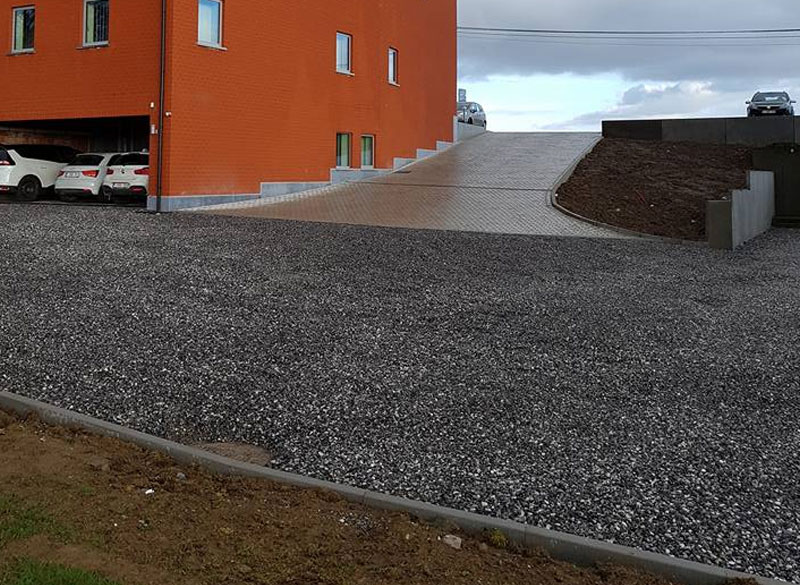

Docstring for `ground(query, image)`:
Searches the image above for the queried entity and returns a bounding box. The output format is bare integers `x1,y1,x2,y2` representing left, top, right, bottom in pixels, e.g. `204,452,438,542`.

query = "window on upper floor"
388,48,398,85
198,0,223,47
12,6,35,53
84,0,109,46
336,32,352,74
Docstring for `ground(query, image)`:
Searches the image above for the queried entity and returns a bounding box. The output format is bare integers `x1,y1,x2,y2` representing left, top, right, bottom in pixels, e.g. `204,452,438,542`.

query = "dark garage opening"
0,116,150,154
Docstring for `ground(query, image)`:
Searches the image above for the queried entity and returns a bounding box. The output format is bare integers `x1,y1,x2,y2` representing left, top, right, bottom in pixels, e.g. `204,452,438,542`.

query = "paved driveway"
200,133,620,238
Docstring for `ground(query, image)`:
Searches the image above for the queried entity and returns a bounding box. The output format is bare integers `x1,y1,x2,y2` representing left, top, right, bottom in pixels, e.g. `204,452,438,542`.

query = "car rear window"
9,144,78,163
70,154,104,166
0,148,12,165
116,153,149,166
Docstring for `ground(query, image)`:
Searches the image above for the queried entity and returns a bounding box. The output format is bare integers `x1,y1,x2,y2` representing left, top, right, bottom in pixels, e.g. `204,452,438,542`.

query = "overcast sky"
457,0,800,131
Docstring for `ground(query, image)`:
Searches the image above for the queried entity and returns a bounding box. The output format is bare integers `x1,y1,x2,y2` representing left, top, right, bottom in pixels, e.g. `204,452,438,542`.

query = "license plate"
112,182,129,189
762,110,775,114
65,172,80,178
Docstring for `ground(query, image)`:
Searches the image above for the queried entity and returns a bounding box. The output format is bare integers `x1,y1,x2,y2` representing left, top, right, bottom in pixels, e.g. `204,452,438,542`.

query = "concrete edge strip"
0,391,783,585
547,137,707,246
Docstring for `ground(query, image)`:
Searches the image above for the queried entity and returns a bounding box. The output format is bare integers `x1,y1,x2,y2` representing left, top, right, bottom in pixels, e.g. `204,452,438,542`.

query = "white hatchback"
102,152,150,199
0,144,80,201
55,153,115,201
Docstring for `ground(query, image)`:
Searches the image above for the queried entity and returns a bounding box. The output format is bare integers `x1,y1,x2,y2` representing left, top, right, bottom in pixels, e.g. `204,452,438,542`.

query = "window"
84,0,109,46
336,133,351,168
361,135,374,168
12,6,35,53
336,32,351,74
198,0,222,47
388,48,398,84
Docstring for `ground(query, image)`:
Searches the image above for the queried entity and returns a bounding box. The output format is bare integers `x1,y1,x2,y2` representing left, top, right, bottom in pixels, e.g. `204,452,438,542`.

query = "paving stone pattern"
0,205,798,582
201,133,620,238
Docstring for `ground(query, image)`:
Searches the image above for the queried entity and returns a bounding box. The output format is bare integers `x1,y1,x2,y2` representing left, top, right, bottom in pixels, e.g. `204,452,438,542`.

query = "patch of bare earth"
0,409,748,585
557,138,753,240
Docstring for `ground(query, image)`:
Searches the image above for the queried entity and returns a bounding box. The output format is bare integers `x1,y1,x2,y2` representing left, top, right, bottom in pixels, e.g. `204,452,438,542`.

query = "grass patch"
0,496,70,548
0,559,120,585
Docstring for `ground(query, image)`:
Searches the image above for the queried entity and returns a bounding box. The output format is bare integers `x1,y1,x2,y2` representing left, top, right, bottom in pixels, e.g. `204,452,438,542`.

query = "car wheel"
468,118,474,125
15,176,42,202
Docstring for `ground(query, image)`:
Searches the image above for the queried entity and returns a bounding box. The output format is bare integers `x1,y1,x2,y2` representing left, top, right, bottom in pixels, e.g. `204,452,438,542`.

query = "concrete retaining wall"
604,116,799,147
455,121,487,142
707,171,775,249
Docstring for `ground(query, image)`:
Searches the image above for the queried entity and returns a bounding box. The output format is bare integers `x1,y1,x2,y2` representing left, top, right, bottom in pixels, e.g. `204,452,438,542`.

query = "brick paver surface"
199,132,622,238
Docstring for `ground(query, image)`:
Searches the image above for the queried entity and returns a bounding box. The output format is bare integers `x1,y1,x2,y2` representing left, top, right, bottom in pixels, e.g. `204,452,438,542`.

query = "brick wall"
162,0,457,197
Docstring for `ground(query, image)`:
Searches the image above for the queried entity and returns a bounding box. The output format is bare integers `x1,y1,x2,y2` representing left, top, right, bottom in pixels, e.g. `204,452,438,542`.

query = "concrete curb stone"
0,391,784,585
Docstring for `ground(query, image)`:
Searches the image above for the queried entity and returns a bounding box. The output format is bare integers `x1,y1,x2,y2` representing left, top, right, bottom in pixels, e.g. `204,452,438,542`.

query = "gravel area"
1,204,799,583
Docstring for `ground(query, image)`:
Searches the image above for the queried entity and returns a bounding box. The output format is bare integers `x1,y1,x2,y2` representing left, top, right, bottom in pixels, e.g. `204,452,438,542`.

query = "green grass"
0,496,69,548
0,559,120,585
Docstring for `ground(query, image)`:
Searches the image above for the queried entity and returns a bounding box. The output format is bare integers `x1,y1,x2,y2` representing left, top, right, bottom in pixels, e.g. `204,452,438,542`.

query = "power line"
458,25,800,36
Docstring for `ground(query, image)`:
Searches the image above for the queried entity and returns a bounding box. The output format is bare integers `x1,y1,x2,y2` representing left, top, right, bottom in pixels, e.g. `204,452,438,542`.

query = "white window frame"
336,133,351,168
197,0,223,48
83,0,109,47
11,5,35,54
361,135,375,169
336,32,352,75
388,47,399,85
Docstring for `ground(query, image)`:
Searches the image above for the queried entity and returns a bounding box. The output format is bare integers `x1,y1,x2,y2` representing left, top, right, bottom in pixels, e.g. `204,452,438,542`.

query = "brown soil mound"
557,138,753,240
0,409,694,585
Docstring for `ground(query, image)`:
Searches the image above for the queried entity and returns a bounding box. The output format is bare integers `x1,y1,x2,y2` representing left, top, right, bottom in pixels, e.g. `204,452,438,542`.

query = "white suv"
0,144,80,201
103,152,150,200
55,153,115,202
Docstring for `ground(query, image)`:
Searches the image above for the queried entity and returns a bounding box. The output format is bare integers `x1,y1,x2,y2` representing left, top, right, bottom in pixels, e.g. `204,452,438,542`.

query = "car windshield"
70,154,105,166
754,93,788,102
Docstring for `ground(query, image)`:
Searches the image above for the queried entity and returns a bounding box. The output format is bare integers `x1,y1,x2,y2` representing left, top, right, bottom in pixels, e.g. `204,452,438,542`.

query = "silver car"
456,102,487,128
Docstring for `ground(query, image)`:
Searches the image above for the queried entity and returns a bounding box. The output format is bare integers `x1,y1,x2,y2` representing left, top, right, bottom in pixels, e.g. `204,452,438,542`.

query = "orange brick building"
0,0,456,210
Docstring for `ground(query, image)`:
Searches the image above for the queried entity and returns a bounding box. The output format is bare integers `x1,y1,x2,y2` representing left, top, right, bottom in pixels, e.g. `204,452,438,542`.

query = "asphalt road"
0,205,798,582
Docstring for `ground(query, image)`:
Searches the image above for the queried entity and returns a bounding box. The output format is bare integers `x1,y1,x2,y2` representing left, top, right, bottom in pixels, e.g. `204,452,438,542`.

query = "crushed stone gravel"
0,204,798,583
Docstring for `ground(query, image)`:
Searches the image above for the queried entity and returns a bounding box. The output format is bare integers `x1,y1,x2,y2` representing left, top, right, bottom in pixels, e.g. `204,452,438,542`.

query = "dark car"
747,92,795,117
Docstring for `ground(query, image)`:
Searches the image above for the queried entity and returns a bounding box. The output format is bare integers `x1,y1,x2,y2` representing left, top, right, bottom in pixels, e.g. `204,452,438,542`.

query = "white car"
0,144,80,201
102,152,150,200
55,153,115,202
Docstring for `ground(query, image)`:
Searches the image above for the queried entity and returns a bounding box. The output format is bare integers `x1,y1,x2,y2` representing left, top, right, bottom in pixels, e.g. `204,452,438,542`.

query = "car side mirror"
745,101,751,105
792,100,797,104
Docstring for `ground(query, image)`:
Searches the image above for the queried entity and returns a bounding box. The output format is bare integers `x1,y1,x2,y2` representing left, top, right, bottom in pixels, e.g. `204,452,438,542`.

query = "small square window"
12,6,35,53
361,135,375,168
388,48,398,85
336,133,351,168
336,32,352,74
198,0,222,47
84,0,109,46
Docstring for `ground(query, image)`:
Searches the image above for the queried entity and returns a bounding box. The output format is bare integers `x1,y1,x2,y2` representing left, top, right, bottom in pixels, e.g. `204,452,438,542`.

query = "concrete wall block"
725,117,794,147
416,149,438,160
455,122,486,142
260,182,329,198
393,157,416,170
436,141,453,151
329,168,389,185
602,120,663,141
707,171,775,250
662,119,726,144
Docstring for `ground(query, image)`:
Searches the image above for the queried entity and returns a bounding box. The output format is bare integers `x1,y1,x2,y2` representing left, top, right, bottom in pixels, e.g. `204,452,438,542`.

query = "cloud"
457,0,800,126
457,0,800,89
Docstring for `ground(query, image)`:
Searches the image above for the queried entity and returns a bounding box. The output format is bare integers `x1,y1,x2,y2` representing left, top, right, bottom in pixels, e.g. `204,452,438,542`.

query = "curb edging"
0,391,784,585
